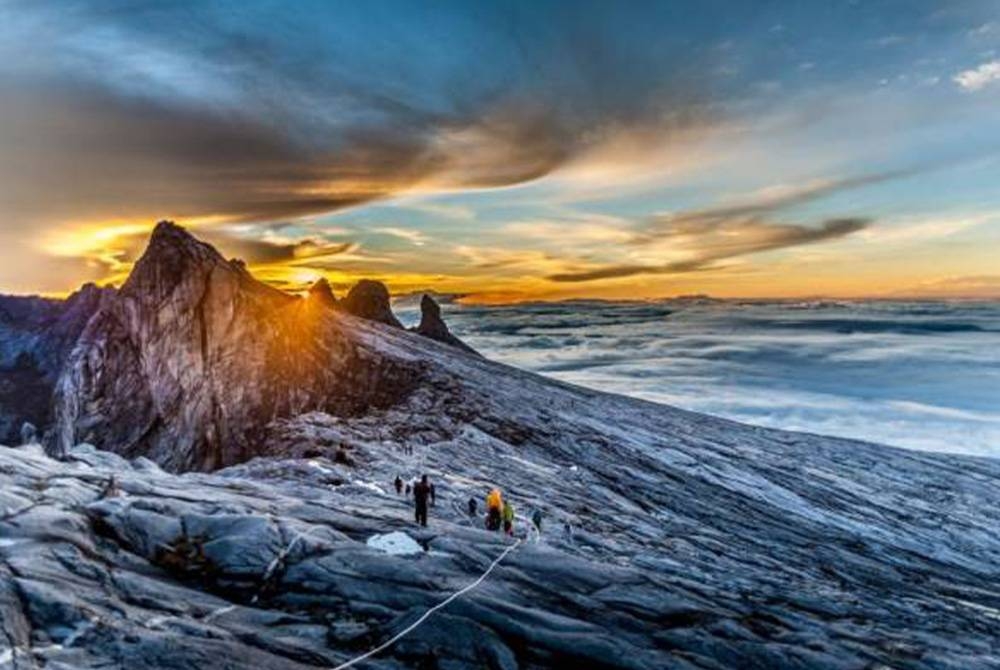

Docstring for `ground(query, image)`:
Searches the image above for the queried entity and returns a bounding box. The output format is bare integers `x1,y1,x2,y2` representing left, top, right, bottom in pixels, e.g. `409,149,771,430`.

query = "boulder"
340,279,402,328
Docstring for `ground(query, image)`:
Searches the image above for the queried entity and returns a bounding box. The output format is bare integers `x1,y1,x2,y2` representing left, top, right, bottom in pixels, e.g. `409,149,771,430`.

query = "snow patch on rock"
366,531,424,556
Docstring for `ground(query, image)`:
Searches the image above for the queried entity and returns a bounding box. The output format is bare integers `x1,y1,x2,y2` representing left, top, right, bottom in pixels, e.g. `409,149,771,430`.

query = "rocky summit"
1,223,999,669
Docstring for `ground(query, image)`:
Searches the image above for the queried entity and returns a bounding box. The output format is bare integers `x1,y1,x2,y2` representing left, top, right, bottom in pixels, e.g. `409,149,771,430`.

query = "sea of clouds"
397,298,1000,458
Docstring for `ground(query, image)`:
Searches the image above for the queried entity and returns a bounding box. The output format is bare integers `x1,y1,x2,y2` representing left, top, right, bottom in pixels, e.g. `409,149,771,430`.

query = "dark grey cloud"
632,173,906,245
545,170,908,283
549,218,870,282
0,1,718,237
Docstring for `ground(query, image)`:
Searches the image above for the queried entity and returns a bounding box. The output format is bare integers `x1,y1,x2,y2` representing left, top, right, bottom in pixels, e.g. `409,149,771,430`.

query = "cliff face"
51,222,425,471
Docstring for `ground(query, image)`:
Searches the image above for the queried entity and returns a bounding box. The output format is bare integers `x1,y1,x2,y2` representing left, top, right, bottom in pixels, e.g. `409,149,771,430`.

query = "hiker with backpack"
413,474,431,527
485,488,503,531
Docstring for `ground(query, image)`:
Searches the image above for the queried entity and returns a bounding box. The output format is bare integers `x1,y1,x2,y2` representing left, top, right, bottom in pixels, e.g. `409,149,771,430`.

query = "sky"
1,0,999,302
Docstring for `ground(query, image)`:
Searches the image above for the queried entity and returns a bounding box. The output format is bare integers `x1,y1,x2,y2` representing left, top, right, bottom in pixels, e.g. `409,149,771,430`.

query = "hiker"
531,509,543,534
394,475,403,495
430,482,436,506
485,488,503,531
405,482,411,497
413,474,431,527
502,500,515,536
467,497,478,517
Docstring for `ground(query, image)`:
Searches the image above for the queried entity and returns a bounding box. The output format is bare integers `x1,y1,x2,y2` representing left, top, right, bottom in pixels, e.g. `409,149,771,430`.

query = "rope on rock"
330,537,524,670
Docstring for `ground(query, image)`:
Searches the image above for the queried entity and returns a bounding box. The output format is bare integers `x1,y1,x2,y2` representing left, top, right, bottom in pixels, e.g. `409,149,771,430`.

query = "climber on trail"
532,509,543,534
467,497,478,517
485,488,503,531
502,500,515,536
413,474,431,527
394,475,403,495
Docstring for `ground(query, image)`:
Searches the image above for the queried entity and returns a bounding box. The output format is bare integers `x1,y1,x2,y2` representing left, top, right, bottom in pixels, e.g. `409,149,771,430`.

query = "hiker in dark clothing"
429,483,436,506
413,474,431,527
394,475,403,495
405,483,411,497
467,497,477,517
532,509,543,533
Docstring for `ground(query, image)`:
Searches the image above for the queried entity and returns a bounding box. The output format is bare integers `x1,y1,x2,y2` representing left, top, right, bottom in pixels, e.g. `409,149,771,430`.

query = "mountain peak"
307,278,338,309
122,221,230,300
148,219,201,246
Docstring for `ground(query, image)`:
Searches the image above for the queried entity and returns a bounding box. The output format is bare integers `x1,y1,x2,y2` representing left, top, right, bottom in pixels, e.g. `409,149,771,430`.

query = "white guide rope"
329,537,524,670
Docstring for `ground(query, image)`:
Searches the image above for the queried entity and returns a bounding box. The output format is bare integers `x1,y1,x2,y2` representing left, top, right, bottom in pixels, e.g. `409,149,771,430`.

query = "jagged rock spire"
307,278,338,309
413,294,479,355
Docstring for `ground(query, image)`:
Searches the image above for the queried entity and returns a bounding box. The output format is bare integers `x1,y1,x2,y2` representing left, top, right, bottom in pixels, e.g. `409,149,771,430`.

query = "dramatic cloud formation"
0,2,714,229
0,1,998,298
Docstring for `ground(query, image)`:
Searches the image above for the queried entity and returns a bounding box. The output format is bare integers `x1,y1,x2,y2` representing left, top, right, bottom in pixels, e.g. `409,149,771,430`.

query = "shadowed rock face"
51,222,426,472
0,283,112,444
340,279,403,328
412,294,479,355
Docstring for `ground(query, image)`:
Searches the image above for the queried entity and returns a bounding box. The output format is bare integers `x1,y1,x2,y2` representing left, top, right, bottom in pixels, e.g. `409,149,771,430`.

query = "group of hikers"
393,474,541,536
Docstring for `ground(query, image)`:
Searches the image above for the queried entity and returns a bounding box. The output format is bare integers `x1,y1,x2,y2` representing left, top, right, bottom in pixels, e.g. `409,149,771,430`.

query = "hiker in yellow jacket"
485,488,502,531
